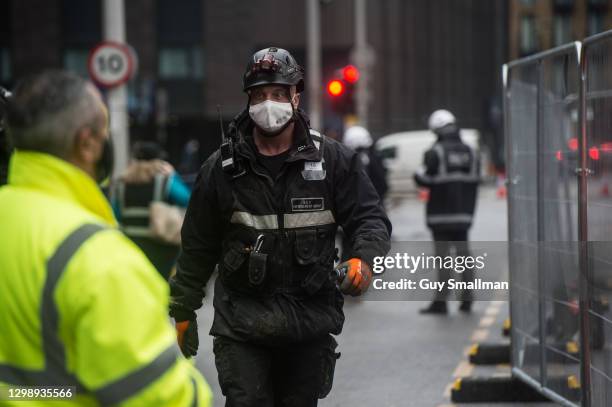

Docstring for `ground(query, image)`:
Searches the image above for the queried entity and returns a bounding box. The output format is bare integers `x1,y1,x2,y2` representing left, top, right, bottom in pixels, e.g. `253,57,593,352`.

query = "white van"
375,129,484,196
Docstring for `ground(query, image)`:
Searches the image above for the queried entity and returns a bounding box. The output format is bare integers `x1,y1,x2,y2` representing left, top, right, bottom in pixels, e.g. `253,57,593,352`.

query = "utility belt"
218,225,337,296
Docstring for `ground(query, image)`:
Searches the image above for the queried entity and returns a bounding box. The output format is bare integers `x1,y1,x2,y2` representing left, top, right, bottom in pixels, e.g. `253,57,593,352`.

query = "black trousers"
213,335,339,407
432,229,474,301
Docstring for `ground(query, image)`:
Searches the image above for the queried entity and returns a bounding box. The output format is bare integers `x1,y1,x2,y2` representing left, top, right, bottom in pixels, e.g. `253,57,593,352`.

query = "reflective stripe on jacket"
172,110,392,344
414,134,479,230
0,150,211,406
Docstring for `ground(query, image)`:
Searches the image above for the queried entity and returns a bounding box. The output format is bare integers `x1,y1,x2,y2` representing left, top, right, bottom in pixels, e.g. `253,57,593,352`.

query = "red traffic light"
327,79,344,96
342,65,360,83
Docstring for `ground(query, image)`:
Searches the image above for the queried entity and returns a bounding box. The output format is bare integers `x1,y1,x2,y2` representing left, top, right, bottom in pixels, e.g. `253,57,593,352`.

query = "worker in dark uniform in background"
343,125,388,203
414,109,479,315
169,47,391,406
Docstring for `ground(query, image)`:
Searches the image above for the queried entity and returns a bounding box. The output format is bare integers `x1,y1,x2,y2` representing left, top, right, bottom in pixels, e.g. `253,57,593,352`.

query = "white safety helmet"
343,125,373,150
428,109,457,133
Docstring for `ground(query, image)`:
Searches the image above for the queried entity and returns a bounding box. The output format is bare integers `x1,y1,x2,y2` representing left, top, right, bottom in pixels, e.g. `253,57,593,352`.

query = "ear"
292,92,301,109
72,126,97,164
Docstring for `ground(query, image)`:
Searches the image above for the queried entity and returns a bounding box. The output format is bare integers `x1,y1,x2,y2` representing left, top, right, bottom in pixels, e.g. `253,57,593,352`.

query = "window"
553,0,574,11
553,14,572,46
157,0,203,81
127,79,156,124
63,49,90,78
0,48,10,83
61,0,101,77
61,0,101,44
158,47,203,80
156,0,204,115
588,0,608,9
379,147,397,160
520,16,538,54
520,0,537,6
0,1,11,84
588,12,606,36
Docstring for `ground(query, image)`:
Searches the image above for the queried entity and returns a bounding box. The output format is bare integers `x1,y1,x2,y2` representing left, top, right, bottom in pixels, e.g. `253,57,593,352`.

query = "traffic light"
326,65,359,115
327,79,344,97
342,65,360,84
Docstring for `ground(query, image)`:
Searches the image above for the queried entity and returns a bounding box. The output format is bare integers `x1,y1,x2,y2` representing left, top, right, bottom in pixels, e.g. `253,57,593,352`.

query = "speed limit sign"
88,41,137,88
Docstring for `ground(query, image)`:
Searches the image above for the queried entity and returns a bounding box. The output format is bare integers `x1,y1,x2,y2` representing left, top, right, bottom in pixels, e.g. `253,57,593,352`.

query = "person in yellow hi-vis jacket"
0,70,212,406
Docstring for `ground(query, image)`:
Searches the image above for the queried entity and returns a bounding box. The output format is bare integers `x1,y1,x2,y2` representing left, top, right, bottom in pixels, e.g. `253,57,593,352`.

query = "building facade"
509,0,612,60
2,0,507,164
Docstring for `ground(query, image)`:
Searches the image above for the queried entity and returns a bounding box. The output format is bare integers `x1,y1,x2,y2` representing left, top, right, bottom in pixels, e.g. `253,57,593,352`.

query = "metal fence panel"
505,43,582,407
539,51,581,404
584,32,612,407
506,60,541,386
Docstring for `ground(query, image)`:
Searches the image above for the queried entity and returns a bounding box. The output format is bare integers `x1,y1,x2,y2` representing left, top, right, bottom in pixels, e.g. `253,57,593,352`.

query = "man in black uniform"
169,47,391,406
414,109,479,315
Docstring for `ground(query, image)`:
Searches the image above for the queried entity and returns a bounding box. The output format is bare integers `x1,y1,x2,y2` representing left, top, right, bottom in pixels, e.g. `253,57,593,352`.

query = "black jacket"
414,132,479,231
357,147,388,201
171,110,391,344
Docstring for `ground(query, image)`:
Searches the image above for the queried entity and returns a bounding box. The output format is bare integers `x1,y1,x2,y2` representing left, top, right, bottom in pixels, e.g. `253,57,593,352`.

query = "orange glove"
170,302,198,357
175,319,199,358
336,258,372,296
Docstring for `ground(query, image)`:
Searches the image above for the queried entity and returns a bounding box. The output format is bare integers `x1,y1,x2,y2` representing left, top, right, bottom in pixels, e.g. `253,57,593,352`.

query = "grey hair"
6,70,103,159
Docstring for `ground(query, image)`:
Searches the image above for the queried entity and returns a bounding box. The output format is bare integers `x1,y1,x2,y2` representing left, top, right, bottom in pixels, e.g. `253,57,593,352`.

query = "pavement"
193,186,559,406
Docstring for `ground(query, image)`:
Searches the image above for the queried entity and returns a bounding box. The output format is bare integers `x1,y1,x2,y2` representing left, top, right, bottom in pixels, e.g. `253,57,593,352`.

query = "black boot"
459,301,472,313
419,301,448,315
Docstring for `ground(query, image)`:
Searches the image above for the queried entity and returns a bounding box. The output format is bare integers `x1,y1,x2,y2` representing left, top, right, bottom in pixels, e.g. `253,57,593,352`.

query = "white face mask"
249,100,294,134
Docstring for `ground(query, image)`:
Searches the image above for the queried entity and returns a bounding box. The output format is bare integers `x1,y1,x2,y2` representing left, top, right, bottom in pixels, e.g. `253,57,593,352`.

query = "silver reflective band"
190,374,199,407
121,207,150,217
424,142,479,184
230,211,279,230
0,223,182,405
309,129,322,150
123,225,153,237
0,223,106,390
468,145,478,177
283,210,335,229
117,182,126,215
43,224,109,386
94,344,181,406
427,214,473,224
153,174,165,202
416,172,480,184
433,144,447,175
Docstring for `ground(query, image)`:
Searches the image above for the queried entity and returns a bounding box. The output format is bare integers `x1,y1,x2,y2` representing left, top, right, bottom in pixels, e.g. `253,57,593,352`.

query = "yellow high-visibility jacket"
0,151,212,406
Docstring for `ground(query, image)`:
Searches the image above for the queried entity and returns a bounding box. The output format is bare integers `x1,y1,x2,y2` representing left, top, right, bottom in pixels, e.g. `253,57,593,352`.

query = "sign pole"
103,0,129,177
306,0,322,130
351,0,374,128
